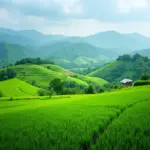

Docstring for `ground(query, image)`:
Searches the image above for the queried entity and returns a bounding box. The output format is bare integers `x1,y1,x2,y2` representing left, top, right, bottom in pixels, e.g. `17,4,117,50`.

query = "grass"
0,85,150,149
0,78,39,97
88,61,135,81
7,64,107,90
94,100,150,150
9,64,89,88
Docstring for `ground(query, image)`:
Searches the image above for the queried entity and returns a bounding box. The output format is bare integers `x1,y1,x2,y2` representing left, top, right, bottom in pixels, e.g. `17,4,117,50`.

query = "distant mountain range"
0,28,150,68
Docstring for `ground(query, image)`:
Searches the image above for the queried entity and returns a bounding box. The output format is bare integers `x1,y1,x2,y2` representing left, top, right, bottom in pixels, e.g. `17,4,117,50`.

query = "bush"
134,80,150,86
0,68,16,81
140,73,150,80
38,89,52,97
85,85,95,94
0,90,4,97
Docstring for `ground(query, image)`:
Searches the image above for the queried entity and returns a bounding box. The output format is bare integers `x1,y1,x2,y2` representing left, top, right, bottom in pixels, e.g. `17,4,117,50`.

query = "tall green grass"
0,86,150,149
0,78,39,97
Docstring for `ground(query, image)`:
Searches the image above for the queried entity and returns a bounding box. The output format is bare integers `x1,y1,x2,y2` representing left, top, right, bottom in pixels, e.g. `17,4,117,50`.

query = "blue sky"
0,0,150,36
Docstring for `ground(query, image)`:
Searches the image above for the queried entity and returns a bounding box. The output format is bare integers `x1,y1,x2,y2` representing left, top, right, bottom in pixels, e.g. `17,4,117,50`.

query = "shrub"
0,90,4,97
85,85,95,94
134,80,150,86
140,73,150,80
38,89,52,97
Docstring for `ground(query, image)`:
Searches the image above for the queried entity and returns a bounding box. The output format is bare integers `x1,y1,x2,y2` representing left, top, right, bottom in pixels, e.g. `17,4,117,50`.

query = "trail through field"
82,99,149,150
0,86,150,150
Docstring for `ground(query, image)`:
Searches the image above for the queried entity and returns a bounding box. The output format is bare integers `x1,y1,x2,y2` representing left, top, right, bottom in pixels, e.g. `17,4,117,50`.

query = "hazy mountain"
0,42,35,67
84,31,150,51
132,48,150,57
0,28,66,47
44,42,119,68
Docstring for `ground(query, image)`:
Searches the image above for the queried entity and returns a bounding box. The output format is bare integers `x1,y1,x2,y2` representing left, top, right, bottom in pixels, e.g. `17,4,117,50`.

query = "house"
120,78,133,86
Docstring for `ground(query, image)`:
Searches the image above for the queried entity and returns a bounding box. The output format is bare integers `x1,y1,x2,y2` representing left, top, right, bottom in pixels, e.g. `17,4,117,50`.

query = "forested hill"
89,54,150,82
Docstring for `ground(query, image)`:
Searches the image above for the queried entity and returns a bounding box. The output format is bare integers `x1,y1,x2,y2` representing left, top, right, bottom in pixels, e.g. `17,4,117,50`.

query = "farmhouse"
120,78,133,86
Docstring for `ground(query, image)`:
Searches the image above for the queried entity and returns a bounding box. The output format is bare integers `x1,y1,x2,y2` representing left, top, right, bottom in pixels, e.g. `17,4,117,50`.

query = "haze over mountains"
0,28,150,68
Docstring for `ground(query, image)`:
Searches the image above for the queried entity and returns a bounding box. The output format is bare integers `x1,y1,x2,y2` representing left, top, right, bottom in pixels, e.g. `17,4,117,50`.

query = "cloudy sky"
0,0,150,36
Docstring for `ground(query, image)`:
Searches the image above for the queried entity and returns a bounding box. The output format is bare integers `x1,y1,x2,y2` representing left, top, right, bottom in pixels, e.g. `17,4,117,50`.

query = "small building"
120,78,133,86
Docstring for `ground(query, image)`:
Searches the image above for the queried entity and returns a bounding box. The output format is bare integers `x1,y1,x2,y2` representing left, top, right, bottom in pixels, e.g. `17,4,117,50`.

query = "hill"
0,42,35,68
89,54,150,82
44,42,119,68
0,78,39,97
132,48,150,57
5,64,107,93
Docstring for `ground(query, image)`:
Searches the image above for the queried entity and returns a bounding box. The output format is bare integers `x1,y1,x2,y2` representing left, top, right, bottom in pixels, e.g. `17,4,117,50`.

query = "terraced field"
0,86,150,149
0,78,39,97
8,64,107,89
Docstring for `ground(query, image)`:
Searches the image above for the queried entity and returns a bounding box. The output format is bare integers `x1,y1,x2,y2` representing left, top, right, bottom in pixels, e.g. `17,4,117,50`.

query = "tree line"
15,57,54,65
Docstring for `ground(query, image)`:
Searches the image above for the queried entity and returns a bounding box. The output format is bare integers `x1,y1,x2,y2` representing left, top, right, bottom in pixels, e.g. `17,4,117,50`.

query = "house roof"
120,79,133,84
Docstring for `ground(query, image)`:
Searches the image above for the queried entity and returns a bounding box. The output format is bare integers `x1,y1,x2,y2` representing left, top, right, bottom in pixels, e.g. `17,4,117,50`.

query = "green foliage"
0,90,3,97
15,57,54,65
140,73,150,80
37,89,51,97
49,78,64,95
0,78,39,97
0,68,16,81
89,54,150,82
117,54,132,61
0,85,150,149
134,80,150,86
85,85,95,94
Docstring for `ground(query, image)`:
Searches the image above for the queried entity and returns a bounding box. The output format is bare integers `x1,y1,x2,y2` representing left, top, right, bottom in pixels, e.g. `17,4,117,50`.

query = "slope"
0,78,39,97
89,56,150,82
9,64,89,90
45,42,119,68
41,64,108,86
0,42,35,67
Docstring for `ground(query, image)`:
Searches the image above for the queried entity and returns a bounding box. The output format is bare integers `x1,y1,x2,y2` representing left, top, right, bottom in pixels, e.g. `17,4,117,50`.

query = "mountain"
132,48,150,57
0,42,35,68
43,42,119,68
88,54,150,82
0,28,66,47
84,31,150,51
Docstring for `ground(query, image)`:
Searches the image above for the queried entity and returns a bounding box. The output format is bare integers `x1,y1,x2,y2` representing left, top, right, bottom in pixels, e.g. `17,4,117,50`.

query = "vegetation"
0,85,149,149
15,57,54,65
49,78,64,95
0,90,3,97
0,68,16,81
134,80,150,86
89,54,150,82
0,78,39,97
4,64,107,94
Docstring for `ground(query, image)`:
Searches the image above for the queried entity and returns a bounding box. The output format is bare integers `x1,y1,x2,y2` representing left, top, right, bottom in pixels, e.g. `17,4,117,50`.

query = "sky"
0,0,150,36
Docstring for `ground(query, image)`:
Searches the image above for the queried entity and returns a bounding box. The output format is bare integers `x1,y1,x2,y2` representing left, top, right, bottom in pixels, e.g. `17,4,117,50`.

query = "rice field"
0,86,150,149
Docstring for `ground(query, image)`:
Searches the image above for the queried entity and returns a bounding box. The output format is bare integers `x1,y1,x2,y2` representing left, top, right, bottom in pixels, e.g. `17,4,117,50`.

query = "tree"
117,54,131,61
140,73,150,80
85,85,95,94
49,78,64,95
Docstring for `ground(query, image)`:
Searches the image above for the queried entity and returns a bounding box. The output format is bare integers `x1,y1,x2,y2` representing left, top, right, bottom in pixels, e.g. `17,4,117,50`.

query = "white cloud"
55,0,83,14
117,0,148,13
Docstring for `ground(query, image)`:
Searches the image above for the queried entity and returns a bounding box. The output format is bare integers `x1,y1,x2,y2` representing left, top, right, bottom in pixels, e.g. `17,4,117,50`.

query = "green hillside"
0,42,35,68
41,64,108,86
0,78,39,97
9,64,89,89
45,42,119,68
0,85,150,149
89,54,150,82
